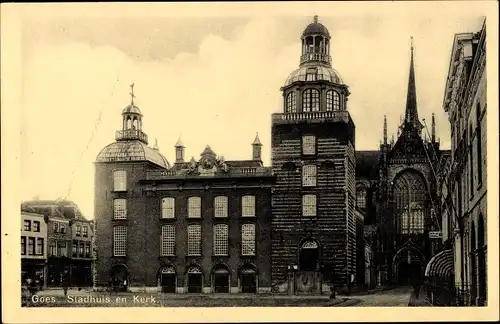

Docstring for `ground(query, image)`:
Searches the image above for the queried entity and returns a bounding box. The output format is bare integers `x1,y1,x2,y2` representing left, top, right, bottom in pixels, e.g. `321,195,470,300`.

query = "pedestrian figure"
61,270,69,297
123,279,128,292
329,284,336,299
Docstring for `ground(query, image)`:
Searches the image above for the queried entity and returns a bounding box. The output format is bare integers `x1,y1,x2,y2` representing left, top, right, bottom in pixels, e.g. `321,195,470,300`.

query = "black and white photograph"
2,1,498,323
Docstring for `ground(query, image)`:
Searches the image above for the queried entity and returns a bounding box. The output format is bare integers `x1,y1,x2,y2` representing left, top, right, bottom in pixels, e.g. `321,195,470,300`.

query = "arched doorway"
158,265,176,293
240,264,258,293
110,264,129,292
212,264,230,293
392,247,425,286
186,265,203,293
299,239,320,271
470,222,477,305
477,214,486,306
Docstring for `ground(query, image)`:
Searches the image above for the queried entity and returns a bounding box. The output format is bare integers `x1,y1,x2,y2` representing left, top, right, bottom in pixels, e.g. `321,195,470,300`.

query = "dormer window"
285,92,297,113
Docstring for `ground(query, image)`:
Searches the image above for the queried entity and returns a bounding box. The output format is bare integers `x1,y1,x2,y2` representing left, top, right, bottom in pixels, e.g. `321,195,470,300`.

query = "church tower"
271,16,356,293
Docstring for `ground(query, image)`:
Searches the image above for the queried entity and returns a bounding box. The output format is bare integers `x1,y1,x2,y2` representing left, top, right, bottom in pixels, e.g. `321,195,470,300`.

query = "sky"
17,3,488,219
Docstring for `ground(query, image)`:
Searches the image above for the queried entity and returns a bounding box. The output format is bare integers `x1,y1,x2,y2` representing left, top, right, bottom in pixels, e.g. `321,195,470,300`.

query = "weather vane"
129,82,136,105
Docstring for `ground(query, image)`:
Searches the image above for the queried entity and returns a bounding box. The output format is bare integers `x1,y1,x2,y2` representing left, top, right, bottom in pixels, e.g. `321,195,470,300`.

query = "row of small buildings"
21,200,95,288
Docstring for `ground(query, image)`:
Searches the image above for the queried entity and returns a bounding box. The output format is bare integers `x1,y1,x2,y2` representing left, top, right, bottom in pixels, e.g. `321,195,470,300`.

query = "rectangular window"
28,237,35,255
49,241,57,256
213,224,229,256
161,197,175,219
241,224,256,256
85,244,91,258
161,225,175,256
214,196,228,217
36,238,44,255
82,226,88,237
24,220,31,231
302,194,317,216
302,135,316,155
76,225,81,237
242,195,256,217
58,241,67,257
79,242,85,257
113,199,127,220
33,221,40,232
302,165,317,187
113,170,127,191
113,226,127,257
187,224,202,256
72,241,78,257
60,224,66,234
188,197,201,218
476,103,482,185
21,237,26,255
53,223,59,233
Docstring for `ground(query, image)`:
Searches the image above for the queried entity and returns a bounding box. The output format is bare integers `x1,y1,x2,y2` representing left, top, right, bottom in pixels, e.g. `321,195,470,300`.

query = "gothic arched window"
285,92,296,113
356,187,367,209
393,171,427,234
302,89,320,112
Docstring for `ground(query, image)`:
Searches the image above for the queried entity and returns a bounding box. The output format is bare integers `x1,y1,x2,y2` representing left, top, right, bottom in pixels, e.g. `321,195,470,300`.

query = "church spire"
383,115,388,145
404,37,423,134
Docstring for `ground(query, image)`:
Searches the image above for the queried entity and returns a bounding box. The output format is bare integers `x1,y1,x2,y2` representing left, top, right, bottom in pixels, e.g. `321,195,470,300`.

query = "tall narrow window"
214,196,228,217
326,90,333,111
286,92,297,113
241,195,256,217
302,135,316,155
24,220,31,231
187,224,202,256
302,89,320,112
58,241,67,257
113,170,127,191
161,225,176,256
60,224,66,234
393,171,427,234
28,237,35,255
85,244,91,258
33,221,40,232
161,197,175,219
79,242,85,257
356,188,367,209
72,241,78,257
82,226,88,237
213,224,229,256
333,91,340,110
21,237,26,255
302,194,317,216
302,165,317,187
113,199,127,219
113,226,127,257
476,103,482,184
469,124,474,197
241,224,256,256
36,238,44,255
50,241,57,256
53,223,59,233
76,225,81,236
188,197,201,218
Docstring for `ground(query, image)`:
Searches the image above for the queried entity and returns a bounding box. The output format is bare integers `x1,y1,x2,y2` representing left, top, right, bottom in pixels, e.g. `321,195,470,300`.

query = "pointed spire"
383,115,388,145
175,135,184,148
404,37,423,133
252,132,262,146
431,113,436,142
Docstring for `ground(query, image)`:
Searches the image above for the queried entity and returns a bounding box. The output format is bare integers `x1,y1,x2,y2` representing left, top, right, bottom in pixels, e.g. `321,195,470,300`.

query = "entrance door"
159,266,176,293
213,268,230,293
299,240,319,271
241,269,257,293
187,274,202,293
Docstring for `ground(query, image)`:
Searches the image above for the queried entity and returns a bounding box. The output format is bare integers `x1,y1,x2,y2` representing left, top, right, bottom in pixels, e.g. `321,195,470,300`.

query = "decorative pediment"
184,146,230,175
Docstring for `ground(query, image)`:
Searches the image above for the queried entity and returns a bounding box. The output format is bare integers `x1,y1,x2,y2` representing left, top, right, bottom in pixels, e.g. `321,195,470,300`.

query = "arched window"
187,224,202,256
188,197,201,218
326,90,333,111
214,196,228,217
113,199,127,219
302,89,320,112
241,195,256,217
161,197,175,219
241,224,256,256
161,225,175,256
302,165,317,187
302,194,317,217
113,170,127,191
285,92,297,113
213,224,229,256
333,91,340,110
393,171,427,234
356,188,367,209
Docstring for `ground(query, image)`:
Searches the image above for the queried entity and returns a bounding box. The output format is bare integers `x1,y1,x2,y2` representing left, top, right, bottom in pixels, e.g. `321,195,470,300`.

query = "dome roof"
284,65,343,87
122,104,142,115
302,22,330,37
96,140,170,169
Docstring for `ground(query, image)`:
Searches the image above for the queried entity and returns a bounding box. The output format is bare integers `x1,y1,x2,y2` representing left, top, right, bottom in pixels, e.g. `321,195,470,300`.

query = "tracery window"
393,172,427,234
356,188,367,209
302,89,320,112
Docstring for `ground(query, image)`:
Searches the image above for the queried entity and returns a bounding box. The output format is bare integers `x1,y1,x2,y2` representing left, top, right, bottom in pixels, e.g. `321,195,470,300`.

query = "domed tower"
94,84,170,288
271,16,356,293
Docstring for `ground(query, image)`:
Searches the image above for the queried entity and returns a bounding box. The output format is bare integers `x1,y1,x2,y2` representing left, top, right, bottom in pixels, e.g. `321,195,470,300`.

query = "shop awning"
424,249,454,278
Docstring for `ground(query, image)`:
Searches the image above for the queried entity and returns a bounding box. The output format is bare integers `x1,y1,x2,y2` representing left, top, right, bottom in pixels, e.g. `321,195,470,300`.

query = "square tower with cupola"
270,16,357,293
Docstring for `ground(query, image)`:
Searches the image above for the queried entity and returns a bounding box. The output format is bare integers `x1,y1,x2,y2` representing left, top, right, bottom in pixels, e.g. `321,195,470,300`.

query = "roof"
122,104,142,115
302,22,330,38
21,200,88,221
226,160,263,168
95,140,170,169
355,150,380,179
284,65,343,87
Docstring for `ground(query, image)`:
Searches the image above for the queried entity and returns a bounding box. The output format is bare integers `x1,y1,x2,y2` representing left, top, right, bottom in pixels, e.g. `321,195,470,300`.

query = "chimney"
252,133,263,162
174,136,185,163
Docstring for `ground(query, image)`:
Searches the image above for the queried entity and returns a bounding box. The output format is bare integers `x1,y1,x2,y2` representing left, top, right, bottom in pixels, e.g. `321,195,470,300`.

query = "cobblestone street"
346,287,416,307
